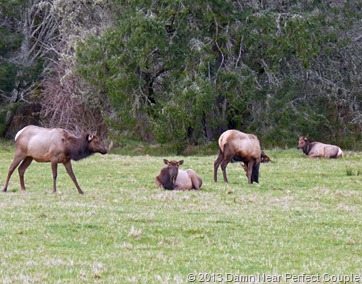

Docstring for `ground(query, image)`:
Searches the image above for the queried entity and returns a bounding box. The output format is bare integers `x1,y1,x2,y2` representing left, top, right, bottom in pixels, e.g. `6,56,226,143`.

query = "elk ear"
304,136,308,141
178,160,184,165
163,159,169,165
88,134,94,141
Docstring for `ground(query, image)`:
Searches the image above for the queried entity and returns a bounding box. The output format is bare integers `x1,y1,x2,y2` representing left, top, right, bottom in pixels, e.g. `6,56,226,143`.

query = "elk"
214,130,262,184
297,136,343,158
232,150,271,164
260,151,271,163
2,125,107,194
155,159,202,190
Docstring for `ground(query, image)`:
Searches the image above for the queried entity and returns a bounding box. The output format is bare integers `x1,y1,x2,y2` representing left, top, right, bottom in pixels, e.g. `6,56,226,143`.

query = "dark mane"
157,167,175,190
64,132,93,161
302,140,311,155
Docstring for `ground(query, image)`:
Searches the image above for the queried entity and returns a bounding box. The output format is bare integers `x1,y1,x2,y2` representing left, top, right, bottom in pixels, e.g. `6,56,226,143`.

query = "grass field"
0,142,361,283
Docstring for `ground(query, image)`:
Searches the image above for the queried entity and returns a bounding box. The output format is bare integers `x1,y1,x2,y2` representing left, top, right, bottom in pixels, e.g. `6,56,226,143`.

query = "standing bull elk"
214,129,262,184
156,159,202,190
297,136,343,158
2,125,107,194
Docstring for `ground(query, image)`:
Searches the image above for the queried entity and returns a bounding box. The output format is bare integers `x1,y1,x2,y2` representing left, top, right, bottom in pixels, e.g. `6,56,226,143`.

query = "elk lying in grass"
297,136,343,158
214,130,262,184
155,159,202,190
2,125,107,194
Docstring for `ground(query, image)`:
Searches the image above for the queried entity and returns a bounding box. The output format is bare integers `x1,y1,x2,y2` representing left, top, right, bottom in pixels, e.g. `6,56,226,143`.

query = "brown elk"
297,136,343,158
214,130,262,184
234,150,271,175
155,159,202,190
260,151,271,163
2,125,107,194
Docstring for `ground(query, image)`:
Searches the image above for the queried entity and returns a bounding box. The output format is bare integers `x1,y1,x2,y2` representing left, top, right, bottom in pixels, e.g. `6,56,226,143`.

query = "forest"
1,0,362,151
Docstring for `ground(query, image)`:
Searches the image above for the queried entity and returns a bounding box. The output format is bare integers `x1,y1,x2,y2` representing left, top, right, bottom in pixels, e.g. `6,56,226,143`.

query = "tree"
1,0,112,137
77,0,361,148
2,0,362,150
0,0,56,136
39,0,112,135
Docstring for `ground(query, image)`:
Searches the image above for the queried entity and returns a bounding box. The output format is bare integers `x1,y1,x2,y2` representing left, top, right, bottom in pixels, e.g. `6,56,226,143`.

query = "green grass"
0,143,362,283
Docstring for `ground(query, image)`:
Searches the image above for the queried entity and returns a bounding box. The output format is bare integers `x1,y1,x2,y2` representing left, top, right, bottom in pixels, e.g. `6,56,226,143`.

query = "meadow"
0,141,361,283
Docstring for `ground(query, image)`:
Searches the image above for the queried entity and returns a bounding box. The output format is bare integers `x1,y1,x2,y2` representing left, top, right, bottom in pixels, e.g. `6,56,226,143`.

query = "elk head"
163,159,183,184
297,136,310,154
87,133,108,155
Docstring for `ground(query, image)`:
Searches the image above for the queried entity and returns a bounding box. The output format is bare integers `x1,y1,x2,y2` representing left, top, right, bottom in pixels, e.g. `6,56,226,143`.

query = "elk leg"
214,151,224,182
51,161,58,193
251,161,260,183
247,160,254,184
241,162,248,173
307,153,319,158
2,155,25,192
220,160,231,183
155,176,164,189
188,171,202,190
18,157,33,192
63,161,84,194
220,151,234,183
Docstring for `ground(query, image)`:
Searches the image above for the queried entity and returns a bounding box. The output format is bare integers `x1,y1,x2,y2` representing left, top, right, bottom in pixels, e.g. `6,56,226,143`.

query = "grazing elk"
233,150,271,175
2,125,107,194
214,130,262,184
260,151,272,163
232,150,271,164
155,159,202,190
297,136,343,158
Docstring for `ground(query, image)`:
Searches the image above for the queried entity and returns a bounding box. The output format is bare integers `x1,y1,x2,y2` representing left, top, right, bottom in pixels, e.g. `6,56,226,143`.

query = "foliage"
0,0,53,135
1,0,362,150
76,0,362,149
